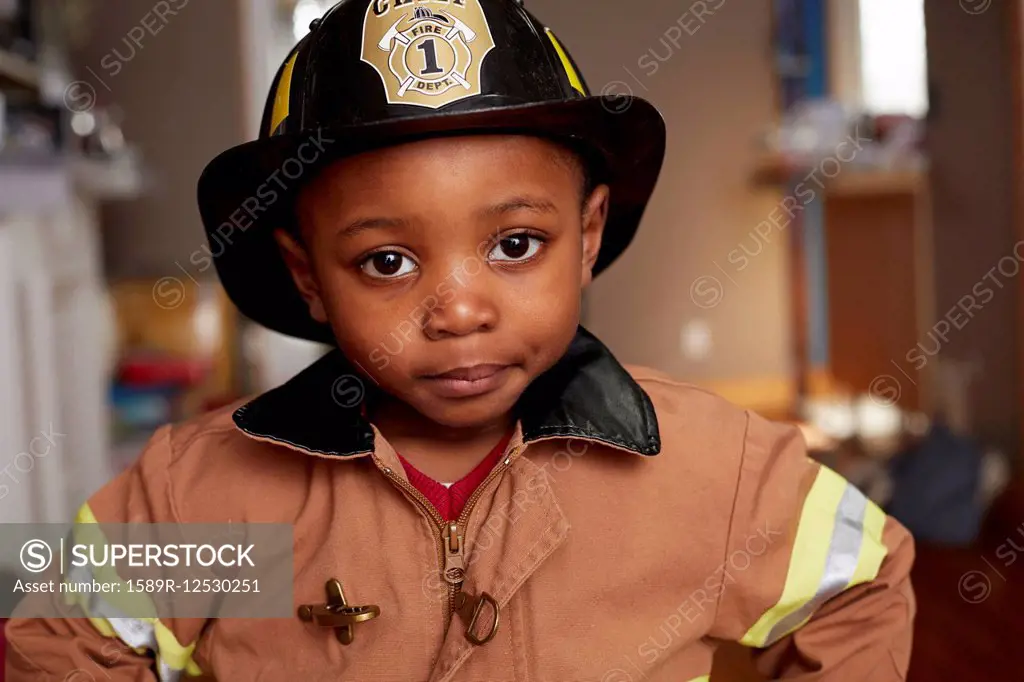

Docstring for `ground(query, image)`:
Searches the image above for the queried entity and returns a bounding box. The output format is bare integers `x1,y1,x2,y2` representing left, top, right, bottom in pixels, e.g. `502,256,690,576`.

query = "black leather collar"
233,326,661,458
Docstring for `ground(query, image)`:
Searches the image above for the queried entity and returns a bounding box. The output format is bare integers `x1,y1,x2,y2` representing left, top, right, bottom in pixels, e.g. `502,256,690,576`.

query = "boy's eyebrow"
334,197,556,238
481,196,559,217
336,216,408,239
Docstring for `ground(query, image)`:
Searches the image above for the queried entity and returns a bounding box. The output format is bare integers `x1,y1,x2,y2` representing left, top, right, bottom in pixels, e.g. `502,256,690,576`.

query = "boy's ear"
580,184,610,288
273,229,329,324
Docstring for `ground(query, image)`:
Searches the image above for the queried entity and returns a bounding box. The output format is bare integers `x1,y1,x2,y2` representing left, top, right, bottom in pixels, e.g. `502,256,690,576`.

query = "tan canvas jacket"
5,328,915,681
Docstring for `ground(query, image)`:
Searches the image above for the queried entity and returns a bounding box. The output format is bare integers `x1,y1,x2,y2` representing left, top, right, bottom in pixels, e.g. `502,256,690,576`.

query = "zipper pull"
443,521,465,585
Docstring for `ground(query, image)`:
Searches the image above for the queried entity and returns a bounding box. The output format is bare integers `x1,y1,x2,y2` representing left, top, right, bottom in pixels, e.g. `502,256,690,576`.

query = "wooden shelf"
825,168,926,197
752,154,927,196
0,48,41,92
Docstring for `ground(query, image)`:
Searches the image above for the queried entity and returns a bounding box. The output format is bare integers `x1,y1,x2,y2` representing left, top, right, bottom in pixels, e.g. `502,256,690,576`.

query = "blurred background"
0,0,1019,679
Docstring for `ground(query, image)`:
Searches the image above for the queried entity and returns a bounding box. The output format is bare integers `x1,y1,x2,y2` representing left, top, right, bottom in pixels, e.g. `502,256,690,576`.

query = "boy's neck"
369,397,514,483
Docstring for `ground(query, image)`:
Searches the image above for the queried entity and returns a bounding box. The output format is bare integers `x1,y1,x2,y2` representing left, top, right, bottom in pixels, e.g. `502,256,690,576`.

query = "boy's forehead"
293,134,585,233
304,134,583,198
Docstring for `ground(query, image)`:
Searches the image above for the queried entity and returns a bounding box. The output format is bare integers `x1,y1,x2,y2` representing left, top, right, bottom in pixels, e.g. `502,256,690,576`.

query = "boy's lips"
420,363,513,398
427,364,508,381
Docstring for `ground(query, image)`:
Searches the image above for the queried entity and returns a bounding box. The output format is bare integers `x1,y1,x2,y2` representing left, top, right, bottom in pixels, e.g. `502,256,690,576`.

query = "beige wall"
71,0,248,278
528,0,790,386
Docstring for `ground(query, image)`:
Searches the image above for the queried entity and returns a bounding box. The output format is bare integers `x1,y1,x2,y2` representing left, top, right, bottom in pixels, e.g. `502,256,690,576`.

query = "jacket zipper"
375,444,522,633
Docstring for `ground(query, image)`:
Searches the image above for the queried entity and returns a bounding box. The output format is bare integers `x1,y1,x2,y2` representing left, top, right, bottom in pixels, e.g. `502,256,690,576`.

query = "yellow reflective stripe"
85,614,116,637
68,503,155,642
545,29,585,95
69,503,204,677
155,620,198,673
740,465,886,647
69,503,158,617
270,50,300,134
741,466,842,646
75,500,99,524
686,677,710,682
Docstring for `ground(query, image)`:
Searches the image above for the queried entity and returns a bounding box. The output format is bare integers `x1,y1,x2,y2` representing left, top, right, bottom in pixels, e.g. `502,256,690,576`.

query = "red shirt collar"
397,429,513,521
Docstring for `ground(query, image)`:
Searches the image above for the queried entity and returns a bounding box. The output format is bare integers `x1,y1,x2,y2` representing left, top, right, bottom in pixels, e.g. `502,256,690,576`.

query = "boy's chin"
410,394,520,430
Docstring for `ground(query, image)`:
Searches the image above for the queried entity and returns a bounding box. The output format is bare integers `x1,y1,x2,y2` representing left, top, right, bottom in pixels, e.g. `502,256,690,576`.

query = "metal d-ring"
464,591,500,646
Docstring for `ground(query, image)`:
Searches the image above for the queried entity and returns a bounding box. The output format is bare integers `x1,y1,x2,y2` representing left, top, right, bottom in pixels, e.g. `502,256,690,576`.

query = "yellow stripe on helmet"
270,50,301,136
545,29,586,96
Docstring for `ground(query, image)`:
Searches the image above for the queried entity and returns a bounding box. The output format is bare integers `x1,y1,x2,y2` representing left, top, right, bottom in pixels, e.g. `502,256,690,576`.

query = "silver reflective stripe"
107,618,157,651
66,561,125,626
86,587,129,626
764,482,867,645
158,658,182,682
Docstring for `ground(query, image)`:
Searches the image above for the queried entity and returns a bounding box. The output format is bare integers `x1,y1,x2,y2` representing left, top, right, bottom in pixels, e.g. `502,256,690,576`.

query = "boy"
6,0,915,680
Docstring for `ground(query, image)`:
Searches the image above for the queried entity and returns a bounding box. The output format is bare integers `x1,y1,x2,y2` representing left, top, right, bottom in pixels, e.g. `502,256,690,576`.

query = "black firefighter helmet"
197,0,666,344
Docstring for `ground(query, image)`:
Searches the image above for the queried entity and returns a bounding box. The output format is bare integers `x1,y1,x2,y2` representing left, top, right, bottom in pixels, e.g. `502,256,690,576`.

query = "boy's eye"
361,251,417,279
489,234,543,262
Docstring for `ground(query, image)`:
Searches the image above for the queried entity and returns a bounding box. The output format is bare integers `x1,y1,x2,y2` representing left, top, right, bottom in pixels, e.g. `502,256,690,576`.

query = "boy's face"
277,135,609,429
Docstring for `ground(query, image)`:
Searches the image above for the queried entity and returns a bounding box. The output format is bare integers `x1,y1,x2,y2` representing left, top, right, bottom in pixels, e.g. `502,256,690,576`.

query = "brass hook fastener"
298,579,381,645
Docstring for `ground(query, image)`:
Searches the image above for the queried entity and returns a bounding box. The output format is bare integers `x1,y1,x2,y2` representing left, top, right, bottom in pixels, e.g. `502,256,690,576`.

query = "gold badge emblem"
362,0,495,109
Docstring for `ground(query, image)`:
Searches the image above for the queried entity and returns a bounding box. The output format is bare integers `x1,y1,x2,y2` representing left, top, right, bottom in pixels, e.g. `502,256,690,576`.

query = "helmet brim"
196,96,665,343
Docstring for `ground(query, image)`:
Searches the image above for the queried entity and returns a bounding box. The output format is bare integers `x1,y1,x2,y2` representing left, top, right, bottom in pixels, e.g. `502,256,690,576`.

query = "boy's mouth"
420,363,514,398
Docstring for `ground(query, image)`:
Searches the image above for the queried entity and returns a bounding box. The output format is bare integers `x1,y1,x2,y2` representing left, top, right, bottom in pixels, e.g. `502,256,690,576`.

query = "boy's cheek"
369,348,390,371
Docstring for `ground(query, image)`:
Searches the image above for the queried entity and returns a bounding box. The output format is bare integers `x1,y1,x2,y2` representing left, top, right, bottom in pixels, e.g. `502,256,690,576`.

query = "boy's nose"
422,289,498,339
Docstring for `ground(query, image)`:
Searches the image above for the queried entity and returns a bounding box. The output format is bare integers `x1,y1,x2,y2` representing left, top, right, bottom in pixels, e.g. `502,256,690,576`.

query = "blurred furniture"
822,169,934,411
0,0,148,538
0,0,41,92
0,47,38,91
0,178,128,529
108,280,240,473
759,0,937,417
753,157,935,412
1014,0,1024,467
